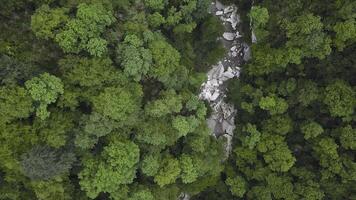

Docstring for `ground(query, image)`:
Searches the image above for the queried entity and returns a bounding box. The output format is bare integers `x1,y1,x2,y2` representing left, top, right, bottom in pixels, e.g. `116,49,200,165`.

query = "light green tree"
31,5,68,39
249,6,269,40
79,139,140,198
0,85,33,124
145,89,182,118
117,35,152,81
285,14,331,59
301,121,324,140
338,125,356,150
179,154,198,183
323,80,355,118
92,85,142,126
226,176,247,198
141,152,161,177
259,95,288,115
154,156,181,187
34,3,116,56
25,73,64,120
333,19,356,50
257,134,296,172
148,38,188,88
144,0,166,10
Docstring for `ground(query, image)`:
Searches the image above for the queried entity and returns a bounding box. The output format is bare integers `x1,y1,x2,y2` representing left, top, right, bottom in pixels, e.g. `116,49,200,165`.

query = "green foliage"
30,177,73,200
284,14,332,59
242,123,261,149
323,80,355,118
117,35,152,81
204,0,355,199
136,118,175,146
148,12,166,28
0,55,34,85
59,56,118,87
249,6,269,40
259,95,288,115
145,89,182,117
7,0,356,199
249,6,269,28
1,0,231,199
333,19,356,50
20,146,75,181
25,73,64,120
144,0,166,10
179,154,198,183
33,3,116,56
148,39,188,88
79,139,140,198
31,5,69,39
172,116,192,137
297,80,319,106
0,85,33,124
128,189,155,200
257,134,296,172
226,176,247,198
154,157,181,187
313,138,342,177
262,115,293,135
75,112,116,149
300,121,323,140
92,85,142,125
338,125,356,150
34,110,75,148
141,152,161,176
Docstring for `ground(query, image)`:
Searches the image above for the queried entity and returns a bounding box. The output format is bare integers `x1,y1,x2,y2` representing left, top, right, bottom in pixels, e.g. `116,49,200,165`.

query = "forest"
0,0,355,200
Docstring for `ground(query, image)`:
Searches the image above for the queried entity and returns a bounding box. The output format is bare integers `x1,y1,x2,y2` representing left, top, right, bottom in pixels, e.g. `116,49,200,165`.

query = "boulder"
215,10,223,16
252,30,257,43
215,1,225,10
223,32,235,40
210,91,220,101
224,6,234,14
243,43,252,61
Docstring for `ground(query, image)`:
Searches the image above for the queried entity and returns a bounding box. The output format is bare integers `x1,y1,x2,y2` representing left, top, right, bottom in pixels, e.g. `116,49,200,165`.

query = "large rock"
223,32,235,41
215,1,225,10
224,6,234,14
243,43,252,61
236,30,242,38
252,30,257,43
226,12,239,30
215,10,223,16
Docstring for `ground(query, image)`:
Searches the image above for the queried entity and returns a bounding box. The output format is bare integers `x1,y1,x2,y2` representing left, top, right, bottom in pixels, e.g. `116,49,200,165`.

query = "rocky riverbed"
178,1,249,200
199,0,250,157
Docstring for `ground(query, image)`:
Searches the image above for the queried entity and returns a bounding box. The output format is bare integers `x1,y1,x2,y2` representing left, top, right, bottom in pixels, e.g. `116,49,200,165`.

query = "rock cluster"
199,1,247,158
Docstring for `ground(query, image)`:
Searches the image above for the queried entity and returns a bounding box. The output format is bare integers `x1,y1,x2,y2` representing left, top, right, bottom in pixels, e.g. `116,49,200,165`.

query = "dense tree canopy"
0,0,226,199
209,0,356,199
0,0,354,199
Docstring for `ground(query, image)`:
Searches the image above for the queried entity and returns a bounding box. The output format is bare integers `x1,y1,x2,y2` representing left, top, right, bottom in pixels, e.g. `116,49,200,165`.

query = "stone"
223,32,235,41
215,1,225,10
236,30,242,38
226,12,239,30
215,11,223,16
211,79,219,86
243,43,252,61
252,30,257,43
222,120,235,135
211,91,220,101
223,134,233,158
224,6,234,14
